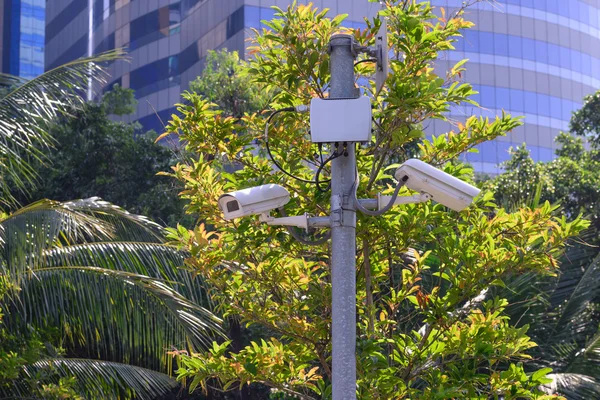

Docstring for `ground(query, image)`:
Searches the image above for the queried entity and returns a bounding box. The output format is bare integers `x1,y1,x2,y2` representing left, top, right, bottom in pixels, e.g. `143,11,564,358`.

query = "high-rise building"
432,0,600,173
1,0,45,79
45,0,379,133
44,0,600,172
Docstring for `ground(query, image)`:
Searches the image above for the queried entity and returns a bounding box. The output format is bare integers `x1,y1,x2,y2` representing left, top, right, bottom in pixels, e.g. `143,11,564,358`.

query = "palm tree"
493,221,600,399
0,197,224,399
0,50,122,208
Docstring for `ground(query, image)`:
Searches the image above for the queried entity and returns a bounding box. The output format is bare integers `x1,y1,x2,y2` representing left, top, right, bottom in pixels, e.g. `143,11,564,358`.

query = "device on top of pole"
217,20,480,400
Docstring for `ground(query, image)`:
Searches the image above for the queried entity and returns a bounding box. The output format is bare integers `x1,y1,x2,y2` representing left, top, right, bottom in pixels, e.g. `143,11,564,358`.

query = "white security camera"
218,184,290,220
394,159,480,211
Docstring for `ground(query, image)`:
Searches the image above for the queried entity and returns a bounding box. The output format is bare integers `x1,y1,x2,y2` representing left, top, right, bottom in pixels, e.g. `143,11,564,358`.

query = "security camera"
394,159,480,211
218,184,290,220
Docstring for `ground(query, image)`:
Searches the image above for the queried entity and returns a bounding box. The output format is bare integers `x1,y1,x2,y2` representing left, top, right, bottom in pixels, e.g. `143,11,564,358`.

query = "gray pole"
328,34,358,400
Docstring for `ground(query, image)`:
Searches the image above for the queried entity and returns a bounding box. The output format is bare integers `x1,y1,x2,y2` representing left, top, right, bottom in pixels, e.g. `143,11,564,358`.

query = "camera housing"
394,159,480,211
218,184,290,220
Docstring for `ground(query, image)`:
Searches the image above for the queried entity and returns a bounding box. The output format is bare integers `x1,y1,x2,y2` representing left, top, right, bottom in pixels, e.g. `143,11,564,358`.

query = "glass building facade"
44,0,600,172
1,0,45,79
430,0,600,173
44,0,379,133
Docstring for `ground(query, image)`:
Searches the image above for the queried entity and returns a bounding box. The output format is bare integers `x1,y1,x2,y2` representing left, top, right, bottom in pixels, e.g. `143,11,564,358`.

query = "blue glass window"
226,7,244,39
480,141,498,164
352,21,367,30
93,0,104,29
592,58,600,79
550,96,562,118
95,32,115,54
534,41,548,64
47,35,87,70
496,87,510,110
547,43,561,67
546,0,559,14
520,0,534,8
480,85,496,108
245,6,260,29
559,47,571,69
478,31,495,55
260,8,277,30
521,38,536,61
463,30,479,52
571,51,582,74
539,147,553,162
524,92,537,115
582,54,592,76
129,4,181,50
494,34,509,57
46,0,86,43
510,89,524,112
569,1,579,22
537,93,551,117
528,145,540,161
179,42,199,73
130,56,180,94
497,142,512,163
138,107,178,134
182,0,201,18
561,102,573,121
508,35,522,58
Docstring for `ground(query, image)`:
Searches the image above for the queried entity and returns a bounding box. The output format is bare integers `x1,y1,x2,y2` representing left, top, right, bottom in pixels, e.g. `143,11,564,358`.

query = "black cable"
316,144,329,193
264,108,334,186
354,58,377,67
265,140,318,184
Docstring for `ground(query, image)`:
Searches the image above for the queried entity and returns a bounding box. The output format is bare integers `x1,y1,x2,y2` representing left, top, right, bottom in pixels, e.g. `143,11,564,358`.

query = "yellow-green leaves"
168,1,583,398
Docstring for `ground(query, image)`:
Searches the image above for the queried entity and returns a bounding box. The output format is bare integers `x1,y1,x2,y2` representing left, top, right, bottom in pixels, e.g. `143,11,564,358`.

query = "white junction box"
309,97,372,143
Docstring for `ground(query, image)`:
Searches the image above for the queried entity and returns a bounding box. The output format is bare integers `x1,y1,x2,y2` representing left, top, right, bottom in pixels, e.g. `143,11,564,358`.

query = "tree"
163,2,587,399
485,135,600,232
569,90,600,148
13,84,190,227
188,49,269,118
0,50,123,209
483,89,600,398
0,198,223,399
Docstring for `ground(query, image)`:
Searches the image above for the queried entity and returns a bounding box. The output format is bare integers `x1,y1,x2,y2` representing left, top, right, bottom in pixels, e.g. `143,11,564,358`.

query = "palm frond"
492,271,552,328
541,373,600,400
0,50,124,206
41,241,210,307
545,251,600,344
0,198,166,276
4,358,178,400
564,326,600,379
3,267,224,371
61,197,165,242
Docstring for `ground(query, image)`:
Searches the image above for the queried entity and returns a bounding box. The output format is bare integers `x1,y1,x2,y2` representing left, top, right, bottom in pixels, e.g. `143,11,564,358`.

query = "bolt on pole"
328,33,358,400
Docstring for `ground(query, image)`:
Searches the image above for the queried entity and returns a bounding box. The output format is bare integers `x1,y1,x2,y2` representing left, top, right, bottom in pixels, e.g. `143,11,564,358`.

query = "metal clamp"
328,34,360,57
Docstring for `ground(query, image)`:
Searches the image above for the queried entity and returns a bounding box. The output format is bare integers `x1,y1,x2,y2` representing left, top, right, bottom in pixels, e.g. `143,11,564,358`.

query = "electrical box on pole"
309,97,372,143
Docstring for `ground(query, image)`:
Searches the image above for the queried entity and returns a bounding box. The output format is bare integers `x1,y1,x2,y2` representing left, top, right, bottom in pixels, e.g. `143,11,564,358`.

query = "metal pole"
328,34,357,400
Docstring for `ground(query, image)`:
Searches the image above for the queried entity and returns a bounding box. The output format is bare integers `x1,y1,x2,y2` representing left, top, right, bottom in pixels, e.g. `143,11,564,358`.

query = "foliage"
164,1,587,399
0,50,123,209
102,83,139,116
0,198,224,399
485,135,600,231
569,90,600,148
12,84,190,227
188,49,270,118
484,88,600,398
